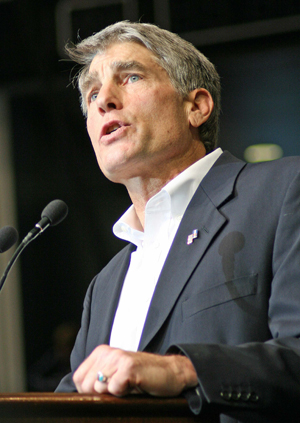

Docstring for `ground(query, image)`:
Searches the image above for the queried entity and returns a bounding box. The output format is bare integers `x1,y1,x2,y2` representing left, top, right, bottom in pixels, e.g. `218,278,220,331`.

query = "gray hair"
66,21,221,153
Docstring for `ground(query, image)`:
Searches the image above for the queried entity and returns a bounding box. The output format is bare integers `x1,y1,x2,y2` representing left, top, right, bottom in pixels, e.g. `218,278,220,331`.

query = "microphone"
23,199,68,243
0,226,19,253
0,200,68,293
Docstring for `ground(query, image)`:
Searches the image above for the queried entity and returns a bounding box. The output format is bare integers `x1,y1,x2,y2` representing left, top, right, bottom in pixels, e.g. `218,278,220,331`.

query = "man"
57,21,300,422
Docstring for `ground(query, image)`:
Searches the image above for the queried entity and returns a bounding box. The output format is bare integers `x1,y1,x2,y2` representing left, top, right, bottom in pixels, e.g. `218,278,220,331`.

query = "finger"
105,361,141,396
94,379,110,394
74,364,98,393
73,346,108,393
75,345,121,393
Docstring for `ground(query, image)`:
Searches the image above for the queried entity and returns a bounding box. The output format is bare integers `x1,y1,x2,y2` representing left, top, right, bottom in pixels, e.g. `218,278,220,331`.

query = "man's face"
84,42,198,184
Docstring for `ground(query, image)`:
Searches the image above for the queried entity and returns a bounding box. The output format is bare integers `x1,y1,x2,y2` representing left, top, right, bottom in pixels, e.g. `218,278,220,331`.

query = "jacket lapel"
93,243,136,346
138,152,246,351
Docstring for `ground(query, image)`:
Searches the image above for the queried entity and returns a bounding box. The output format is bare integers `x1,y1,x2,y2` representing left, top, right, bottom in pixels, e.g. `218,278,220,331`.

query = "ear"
188,88,214,128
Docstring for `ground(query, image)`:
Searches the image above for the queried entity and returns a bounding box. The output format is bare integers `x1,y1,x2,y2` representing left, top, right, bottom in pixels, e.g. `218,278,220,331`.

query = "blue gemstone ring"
97,371,108,383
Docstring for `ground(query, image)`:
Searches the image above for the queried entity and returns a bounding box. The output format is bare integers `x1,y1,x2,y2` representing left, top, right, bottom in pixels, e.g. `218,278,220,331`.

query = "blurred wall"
0,92,26,391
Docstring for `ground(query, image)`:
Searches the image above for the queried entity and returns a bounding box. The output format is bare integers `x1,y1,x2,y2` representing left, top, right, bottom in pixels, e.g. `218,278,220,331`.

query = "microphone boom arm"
0,223,48,292
0,199,68,293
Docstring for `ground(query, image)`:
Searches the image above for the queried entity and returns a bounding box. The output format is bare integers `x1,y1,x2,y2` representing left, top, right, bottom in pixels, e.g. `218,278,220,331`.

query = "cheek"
86,117,99,153
86,116,98,143
151,97,186,135
86,117,93,137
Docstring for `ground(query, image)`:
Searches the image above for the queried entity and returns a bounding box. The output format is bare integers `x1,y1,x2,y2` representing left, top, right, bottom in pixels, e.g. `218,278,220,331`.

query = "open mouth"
106,124,121,135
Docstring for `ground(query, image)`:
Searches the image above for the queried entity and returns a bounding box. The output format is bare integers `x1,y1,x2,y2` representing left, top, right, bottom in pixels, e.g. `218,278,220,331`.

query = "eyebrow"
81,60,147,94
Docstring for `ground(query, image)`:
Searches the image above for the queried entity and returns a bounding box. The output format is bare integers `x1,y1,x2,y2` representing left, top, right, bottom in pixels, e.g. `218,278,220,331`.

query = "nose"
95,82,122,113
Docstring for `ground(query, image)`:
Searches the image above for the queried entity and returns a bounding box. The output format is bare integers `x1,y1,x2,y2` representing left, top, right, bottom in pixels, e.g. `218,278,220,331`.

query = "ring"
97,371,108,383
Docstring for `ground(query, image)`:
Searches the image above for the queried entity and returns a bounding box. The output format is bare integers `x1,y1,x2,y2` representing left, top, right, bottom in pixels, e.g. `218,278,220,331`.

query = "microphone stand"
0,199,68,294
0,222,50,293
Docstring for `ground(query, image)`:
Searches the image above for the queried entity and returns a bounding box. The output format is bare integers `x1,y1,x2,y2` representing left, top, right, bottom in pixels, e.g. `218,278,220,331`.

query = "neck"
124,147,206,228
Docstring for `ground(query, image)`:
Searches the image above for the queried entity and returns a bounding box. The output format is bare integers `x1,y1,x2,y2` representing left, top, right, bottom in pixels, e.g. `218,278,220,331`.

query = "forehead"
85,42,165,81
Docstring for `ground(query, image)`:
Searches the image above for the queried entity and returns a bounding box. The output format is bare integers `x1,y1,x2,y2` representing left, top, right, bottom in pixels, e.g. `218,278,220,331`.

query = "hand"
73,344,198,396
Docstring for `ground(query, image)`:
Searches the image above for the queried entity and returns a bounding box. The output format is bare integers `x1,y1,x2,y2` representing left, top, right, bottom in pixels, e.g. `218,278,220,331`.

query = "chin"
97,154,138,183
98,164,124,184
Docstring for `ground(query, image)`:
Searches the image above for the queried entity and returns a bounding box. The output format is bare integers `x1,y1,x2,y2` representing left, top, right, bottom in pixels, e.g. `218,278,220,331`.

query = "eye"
127,74,140,84
88,91,99,103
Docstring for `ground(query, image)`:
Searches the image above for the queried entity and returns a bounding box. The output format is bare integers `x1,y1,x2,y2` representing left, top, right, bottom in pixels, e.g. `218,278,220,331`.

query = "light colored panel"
0,92,26,392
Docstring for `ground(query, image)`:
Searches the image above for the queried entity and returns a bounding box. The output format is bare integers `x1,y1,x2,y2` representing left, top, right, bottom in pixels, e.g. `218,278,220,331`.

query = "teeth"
107,124,120,134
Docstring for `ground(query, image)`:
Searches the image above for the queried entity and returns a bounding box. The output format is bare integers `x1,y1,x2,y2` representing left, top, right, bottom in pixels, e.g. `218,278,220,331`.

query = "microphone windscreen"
41,200,68,226
0,226,19,253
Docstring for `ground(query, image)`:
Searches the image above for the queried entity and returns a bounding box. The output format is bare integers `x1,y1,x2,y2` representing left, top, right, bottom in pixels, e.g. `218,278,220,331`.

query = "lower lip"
100,125,129,145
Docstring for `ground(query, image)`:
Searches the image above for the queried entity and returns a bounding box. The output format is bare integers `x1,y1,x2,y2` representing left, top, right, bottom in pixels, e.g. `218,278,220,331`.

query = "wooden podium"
0,393,219,422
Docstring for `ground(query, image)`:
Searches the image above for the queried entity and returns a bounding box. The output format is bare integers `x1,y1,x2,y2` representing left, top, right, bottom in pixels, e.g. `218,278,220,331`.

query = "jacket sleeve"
55,276,97,392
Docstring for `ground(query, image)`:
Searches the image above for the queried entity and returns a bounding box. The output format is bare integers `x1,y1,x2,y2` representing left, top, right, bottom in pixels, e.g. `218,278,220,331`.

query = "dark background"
0,0,299,389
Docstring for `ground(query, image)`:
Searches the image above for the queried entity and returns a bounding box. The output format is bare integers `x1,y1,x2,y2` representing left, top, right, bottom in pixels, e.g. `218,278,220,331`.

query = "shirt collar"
113,148,223,243
163,147,222,218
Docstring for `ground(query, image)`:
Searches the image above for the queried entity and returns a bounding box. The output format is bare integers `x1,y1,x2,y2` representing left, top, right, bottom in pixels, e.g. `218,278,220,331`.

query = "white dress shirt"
110,148,223,351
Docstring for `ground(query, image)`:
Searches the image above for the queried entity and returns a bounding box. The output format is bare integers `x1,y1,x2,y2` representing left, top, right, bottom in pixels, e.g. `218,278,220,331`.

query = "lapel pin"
187,229,199,245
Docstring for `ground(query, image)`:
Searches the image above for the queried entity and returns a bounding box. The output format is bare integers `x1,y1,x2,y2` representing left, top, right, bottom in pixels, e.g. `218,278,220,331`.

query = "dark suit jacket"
56,151,300,423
